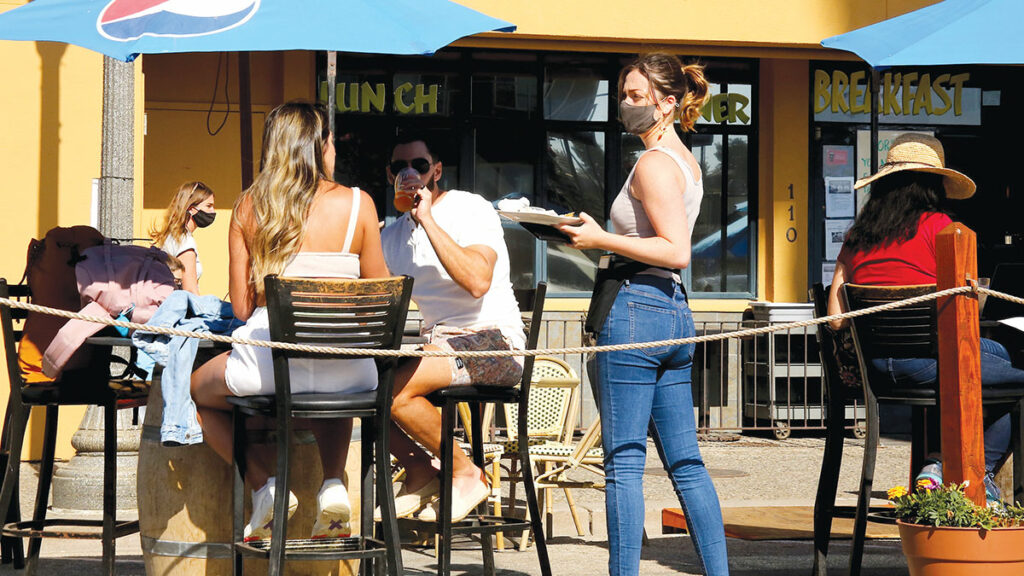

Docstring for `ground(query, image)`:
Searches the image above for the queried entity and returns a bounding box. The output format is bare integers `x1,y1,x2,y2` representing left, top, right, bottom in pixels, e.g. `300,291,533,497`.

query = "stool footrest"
400,514,532,535
235,536,389,561
2,519,139,540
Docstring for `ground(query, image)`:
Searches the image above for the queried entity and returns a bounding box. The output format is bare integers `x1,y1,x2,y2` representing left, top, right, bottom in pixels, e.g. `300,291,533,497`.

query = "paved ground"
0,432,915,575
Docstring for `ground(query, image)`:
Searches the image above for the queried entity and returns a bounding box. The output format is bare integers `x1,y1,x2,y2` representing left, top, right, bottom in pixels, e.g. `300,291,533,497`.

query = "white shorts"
224,307,378,397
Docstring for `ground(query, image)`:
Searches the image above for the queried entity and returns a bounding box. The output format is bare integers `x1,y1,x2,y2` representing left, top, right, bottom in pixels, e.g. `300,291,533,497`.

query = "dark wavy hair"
843,172,950,253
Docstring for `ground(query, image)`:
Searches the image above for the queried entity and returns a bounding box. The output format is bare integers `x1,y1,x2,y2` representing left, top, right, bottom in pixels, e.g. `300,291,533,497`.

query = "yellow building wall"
141,52,315,301
1,1,146,460
456,0,938,51
759,59,811,303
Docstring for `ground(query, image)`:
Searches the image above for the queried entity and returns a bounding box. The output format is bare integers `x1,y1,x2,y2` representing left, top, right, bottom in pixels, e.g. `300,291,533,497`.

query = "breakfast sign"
813,69,982,126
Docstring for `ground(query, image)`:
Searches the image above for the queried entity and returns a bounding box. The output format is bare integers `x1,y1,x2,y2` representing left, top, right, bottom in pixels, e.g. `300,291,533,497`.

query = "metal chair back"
842,283,938,362
0,280,30,396
263,274,414,407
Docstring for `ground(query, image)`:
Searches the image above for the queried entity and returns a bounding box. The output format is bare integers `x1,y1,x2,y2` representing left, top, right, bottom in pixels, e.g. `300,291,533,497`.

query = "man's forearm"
419,215,494,298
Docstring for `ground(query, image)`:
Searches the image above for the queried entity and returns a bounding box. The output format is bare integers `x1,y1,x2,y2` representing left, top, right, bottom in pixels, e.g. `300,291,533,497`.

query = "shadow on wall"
36,42,66,237
30,42,68,459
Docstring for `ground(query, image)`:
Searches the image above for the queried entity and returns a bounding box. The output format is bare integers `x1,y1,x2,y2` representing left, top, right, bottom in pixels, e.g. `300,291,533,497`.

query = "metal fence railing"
406,311,866,440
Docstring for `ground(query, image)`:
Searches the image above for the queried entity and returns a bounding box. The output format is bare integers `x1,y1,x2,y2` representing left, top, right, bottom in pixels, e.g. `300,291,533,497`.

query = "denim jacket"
133,291,241,446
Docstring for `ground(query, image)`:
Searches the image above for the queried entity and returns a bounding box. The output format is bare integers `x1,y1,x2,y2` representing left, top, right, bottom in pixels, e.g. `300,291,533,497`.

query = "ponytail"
677,64,709,132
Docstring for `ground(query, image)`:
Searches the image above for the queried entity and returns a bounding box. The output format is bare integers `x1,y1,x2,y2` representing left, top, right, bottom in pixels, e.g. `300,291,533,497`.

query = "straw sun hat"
853,133,976,199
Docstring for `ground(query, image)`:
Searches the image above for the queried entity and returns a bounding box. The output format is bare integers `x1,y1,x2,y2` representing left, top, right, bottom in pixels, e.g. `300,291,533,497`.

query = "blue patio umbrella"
0,0,515,205
0,0,516,62
821,0,1024,191
821,0,1024,67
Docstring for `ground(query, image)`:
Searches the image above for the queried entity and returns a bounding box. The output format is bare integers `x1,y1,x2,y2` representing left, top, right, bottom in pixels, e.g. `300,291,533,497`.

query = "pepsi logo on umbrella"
97,0,260,42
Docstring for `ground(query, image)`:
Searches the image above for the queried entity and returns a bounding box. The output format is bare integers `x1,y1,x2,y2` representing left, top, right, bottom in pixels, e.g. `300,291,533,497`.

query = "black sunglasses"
389,158,433,175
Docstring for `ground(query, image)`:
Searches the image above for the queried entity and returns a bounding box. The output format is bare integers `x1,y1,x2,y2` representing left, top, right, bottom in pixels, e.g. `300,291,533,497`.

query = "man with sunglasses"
379,132,525,524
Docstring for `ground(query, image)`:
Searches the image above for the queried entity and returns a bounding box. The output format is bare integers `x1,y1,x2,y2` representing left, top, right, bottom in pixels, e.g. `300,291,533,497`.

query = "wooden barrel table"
138,379,362,575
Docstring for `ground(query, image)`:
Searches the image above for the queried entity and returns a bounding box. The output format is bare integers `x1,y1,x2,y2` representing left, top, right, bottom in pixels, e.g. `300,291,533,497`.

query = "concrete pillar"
52,56,141,511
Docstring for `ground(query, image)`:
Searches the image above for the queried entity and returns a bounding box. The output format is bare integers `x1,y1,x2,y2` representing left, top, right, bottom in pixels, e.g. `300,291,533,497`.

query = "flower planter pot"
898,519,1024,576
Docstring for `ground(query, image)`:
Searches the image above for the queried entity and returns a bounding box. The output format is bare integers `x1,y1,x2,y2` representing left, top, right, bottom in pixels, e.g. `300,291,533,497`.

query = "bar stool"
417,283,552,576
228,275,413,576
0,278,148,575
831,282,1024,573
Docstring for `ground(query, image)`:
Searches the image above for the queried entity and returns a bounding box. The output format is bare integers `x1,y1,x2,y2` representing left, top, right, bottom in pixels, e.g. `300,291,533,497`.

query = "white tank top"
282,186,362,278
609,147,703,280
610,146,703,243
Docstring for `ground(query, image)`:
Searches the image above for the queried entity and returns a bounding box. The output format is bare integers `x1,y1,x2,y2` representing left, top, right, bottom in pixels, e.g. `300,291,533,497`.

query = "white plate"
497,210,583,226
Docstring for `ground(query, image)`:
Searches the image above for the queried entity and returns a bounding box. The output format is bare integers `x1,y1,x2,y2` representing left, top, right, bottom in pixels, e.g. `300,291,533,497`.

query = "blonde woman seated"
191,102,389,541
151,180,216,294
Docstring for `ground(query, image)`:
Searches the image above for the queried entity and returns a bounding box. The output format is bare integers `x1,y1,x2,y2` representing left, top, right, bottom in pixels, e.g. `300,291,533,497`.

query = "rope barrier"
1,285,1020,359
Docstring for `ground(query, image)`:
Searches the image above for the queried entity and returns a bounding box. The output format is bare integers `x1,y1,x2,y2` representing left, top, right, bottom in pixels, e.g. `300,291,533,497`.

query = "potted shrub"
889,480,1024,575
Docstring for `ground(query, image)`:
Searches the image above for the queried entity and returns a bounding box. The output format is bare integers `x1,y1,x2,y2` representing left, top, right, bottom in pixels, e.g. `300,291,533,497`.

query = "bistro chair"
531,415,604,539
840,282,1024,576
497,356,581,545
227,275,413,576
418,283,551,576
0,278,149,576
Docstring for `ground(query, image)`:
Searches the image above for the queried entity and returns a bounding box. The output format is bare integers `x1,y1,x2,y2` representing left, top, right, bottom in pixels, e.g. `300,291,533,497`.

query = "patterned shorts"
427,326,524,387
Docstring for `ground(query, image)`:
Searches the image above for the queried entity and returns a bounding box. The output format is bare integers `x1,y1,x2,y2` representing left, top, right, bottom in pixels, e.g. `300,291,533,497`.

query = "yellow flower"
888,486,909,499
917,477,939,491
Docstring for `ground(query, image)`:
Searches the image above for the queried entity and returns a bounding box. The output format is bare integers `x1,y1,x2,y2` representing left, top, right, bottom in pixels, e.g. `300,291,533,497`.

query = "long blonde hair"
618,53,710,132
237,101,331,297
150,181,214,247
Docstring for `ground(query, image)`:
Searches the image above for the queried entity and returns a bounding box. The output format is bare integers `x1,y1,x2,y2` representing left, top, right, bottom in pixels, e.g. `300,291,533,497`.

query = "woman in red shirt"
827,133,1024,504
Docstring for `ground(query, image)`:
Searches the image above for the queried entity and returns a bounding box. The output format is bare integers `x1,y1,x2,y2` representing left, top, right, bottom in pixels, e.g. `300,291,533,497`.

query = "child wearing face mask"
151,181,216,294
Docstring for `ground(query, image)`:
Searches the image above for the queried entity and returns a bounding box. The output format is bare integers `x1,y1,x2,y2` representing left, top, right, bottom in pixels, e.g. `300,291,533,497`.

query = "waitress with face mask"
556,53,728,576
151,181,216,294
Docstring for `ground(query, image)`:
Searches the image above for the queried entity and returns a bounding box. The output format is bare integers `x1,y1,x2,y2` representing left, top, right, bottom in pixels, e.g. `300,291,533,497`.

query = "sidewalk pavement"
0,433,914,575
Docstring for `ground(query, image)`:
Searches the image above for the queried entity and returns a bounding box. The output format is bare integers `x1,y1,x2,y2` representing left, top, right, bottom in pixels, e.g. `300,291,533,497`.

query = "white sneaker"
244,477,298,542
312,478,352,539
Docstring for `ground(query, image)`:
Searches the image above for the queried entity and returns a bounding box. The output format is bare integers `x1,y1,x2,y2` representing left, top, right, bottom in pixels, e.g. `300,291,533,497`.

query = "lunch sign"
320,80,753,124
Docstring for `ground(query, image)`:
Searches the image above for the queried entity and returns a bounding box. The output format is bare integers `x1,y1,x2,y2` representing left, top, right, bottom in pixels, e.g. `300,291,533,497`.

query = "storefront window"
690,134,752,293
546,131,604,292
544,71,608,121
474,124,534,202
691,134,724,293
321,50,757,297
473,74,538,118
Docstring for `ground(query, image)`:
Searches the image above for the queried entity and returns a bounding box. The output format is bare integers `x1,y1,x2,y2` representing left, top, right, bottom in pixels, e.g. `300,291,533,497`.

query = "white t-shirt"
381,189,525,348
161,232,202,279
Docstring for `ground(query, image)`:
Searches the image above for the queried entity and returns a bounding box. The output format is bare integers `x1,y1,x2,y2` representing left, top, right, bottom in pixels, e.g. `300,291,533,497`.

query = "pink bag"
42,241,175,379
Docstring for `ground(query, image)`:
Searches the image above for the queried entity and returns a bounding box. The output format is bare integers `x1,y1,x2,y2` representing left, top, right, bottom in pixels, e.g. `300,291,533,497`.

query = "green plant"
889,481,1024,530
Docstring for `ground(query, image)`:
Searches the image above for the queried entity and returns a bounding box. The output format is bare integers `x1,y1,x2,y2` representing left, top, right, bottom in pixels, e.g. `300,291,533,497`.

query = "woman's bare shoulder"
231,192,255,231
316,181,357,207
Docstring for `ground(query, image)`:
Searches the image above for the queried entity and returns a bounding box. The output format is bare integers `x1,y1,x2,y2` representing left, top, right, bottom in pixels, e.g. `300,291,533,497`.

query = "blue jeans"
132,291,241,446
870,337,1024,471
595,276,729,576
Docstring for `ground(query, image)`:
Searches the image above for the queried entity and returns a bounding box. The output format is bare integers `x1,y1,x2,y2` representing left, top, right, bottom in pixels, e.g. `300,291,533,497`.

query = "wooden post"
238,52,254,191
935,222,985,505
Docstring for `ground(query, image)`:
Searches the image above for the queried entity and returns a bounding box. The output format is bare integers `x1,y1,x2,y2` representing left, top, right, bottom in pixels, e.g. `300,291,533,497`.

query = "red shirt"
837,212,953,285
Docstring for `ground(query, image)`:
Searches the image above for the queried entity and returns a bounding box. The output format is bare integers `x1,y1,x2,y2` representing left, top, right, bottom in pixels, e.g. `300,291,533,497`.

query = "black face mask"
191,210,216,228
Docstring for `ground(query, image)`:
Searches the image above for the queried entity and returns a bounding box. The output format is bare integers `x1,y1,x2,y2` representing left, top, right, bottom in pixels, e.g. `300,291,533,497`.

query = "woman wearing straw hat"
827,132,1024,505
